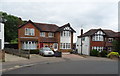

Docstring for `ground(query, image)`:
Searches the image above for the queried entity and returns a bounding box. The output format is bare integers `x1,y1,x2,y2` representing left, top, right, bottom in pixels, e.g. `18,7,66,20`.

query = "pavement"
0,53,117,73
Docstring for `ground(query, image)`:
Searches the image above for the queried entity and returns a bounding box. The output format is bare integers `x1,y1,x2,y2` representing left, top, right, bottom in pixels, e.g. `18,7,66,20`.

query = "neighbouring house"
0,17,4,50
76,28,117,55
18,20,76,52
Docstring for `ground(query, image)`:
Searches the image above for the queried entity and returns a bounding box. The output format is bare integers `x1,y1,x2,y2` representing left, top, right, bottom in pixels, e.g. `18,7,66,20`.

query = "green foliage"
107,52,119,58
112,40,120,54
98,50,107,57
10,38,18,44
0,11,25,42
90,49,99,56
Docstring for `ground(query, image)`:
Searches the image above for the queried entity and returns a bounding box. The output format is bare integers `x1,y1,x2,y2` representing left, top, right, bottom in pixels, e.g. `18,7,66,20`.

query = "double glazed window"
92,31,104,41
40,32,45,37
48,32,54,37
108,38,113,42
25,28,35,36
22,41,37,49
92,46,103,52
61,31,71,37
60,43,71,49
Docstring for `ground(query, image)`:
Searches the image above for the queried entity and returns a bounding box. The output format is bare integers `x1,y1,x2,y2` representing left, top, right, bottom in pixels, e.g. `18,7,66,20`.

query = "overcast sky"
0,0,119,42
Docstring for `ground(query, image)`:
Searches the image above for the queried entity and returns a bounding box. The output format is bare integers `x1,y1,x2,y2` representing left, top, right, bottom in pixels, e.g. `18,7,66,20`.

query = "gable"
57,23,76,32
95,30,106,35
63,26,72,31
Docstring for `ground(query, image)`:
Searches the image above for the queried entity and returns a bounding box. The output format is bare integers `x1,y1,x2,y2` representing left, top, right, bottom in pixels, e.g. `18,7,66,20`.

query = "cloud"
0,0,119,42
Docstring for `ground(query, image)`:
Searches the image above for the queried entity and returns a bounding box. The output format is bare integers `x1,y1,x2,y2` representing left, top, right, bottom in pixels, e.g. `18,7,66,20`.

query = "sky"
0,0,119,42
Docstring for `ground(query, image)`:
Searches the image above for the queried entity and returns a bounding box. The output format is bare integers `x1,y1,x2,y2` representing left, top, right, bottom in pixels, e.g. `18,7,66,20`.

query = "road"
3,59,118,74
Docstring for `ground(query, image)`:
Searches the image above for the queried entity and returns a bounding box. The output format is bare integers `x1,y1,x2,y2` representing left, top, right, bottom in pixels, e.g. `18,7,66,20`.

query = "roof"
40,37,58,43
114,32,120,37
78,28,116,38
34,23,59,32
19,20,76,32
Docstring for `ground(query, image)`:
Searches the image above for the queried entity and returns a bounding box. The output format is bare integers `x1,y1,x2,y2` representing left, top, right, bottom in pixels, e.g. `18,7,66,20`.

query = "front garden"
90,49,120,60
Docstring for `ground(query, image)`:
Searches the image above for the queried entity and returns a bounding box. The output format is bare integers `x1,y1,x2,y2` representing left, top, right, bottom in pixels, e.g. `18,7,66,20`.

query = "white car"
39,47,54,56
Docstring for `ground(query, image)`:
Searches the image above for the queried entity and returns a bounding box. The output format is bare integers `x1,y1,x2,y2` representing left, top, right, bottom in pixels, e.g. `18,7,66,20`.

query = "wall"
76,36,90,55
0,23,4,49
18,23,40,49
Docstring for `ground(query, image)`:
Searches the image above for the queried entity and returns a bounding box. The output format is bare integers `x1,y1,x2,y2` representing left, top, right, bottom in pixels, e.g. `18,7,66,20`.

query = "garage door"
0,39,1,49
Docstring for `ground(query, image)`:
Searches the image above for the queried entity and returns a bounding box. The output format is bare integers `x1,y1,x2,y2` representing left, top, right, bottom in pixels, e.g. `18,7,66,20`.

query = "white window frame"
108,38,113,42
25,28,35,36
40,32,45,37
60,43,71,49
48,32,54,37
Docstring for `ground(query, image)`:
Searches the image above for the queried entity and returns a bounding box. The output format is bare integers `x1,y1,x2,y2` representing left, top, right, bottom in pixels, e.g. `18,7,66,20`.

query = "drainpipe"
81,29,83,55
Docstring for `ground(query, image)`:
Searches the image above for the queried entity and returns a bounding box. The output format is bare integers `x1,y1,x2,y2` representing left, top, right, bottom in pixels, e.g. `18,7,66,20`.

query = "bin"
54,51,62,57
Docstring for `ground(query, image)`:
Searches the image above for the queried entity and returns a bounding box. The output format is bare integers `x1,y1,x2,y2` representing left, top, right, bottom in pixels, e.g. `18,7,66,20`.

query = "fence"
0,50,5,62
4,48,30,59
5,44,18,49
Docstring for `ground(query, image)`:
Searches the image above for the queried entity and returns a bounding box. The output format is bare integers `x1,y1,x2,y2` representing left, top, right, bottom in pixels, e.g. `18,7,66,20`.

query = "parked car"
39,47,54,56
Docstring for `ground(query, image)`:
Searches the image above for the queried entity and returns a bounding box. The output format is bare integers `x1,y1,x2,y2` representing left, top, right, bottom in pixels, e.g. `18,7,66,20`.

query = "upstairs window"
40,32,45,37
25,28,35,36
48,32,54,37
61,31,71,37
108,38,113,42
92,31,104,41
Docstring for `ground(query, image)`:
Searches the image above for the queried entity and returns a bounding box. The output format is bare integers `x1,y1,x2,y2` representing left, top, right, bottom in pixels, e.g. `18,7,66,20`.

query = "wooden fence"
0,50,5,62
4,48,30,59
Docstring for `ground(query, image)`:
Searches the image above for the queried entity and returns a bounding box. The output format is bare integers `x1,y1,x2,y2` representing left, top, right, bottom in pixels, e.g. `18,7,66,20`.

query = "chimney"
81,29,83,36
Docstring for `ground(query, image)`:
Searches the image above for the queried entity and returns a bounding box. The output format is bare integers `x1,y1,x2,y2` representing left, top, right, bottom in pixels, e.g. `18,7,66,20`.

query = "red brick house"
18,20,76,52
76,28,117,55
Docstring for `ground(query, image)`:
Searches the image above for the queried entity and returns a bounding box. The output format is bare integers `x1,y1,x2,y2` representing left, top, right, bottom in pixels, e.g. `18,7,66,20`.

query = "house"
76,28,117,55
0,17,4,49
18,20,76,52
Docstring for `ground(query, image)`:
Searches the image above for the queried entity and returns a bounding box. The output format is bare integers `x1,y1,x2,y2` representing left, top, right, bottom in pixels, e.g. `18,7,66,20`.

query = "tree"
0,11,24,42
112,39,120,54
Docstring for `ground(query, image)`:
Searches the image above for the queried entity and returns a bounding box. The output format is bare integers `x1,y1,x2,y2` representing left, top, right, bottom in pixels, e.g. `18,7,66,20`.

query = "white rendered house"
0,19,4,49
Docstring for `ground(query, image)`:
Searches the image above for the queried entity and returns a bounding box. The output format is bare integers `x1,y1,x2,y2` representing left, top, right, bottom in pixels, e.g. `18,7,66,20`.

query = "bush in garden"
107,52,119,58
99,50,107,57
90,49,99,56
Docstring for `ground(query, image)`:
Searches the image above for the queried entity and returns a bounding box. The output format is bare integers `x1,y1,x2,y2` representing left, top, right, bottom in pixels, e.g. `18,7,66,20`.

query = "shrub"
98,50,107,57
90,49,99,56
107,52,119,58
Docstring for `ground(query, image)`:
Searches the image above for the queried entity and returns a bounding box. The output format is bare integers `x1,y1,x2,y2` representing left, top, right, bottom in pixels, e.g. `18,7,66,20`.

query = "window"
25,28,35,36
60,43,71,49
92,31,104,41
22,41,37,49
60,31,71,37
48,32,54,37
108,38,113,42
40,32,45,37
92,46,103,52
82,37,85,41
53,43,58,49
92,35,103,41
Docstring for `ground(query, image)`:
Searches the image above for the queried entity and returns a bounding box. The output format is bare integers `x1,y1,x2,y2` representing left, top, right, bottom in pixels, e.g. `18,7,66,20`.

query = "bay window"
60,43,71,49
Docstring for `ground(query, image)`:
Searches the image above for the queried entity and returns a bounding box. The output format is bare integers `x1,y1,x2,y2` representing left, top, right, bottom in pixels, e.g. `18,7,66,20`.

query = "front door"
40,43,43,48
